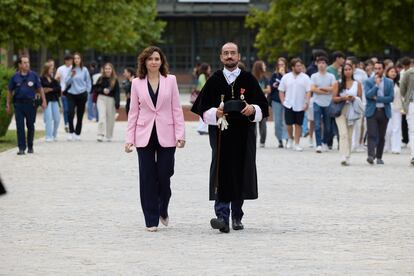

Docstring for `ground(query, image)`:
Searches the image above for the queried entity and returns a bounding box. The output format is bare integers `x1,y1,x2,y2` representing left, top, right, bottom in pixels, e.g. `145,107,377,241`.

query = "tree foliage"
246,0,414,60
0,0,164,53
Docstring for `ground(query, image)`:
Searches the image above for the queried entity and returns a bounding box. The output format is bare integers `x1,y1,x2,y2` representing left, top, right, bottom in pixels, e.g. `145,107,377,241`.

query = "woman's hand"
124,143,134,153
176,140,185,148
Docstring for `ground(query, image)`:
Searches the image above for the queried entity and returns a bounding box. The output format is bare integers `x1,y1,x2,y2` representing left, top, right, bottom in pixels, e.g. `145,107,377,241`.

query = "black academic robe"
191,69,269,201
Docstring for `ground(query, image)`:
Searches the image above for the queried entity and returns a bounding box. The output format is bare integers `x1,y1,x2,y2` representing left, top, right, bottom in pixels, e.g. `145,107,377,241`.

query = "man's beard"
224,60,238,69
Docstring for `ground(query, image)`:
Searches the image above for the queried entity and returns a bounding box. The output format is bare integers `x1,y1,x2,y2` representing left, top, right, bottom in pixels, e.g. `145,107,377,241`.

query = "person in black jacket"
95,63,120,142
40,62,61,142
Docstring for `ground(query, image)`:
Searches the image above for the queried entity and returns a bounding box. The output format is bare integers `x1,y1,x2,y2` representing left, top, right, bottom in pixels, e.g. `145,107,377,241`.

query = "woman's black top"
40,76,61,103
95,77,120,109
147,81,159,107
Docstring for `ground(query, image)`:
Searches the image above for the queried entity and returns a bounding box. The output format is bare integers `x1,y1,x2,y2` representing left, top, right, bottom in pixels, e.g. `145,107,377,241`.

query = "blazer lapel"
156,75,167,110
141,77,156,111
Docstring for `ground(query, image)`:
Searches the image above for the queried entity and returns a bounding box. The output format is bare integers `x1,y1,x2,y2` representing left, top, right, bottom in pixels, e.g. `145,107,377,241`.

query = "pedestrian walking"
95,63,120,142
122,67,135,116
40,62,61,142
364,61,394,165
332,63,363,165
125,46,185,232
400,63,414,166
191,42,269,233
384,66,403,154
6,56,47,155
64,52,92,141
55,54,73,133
310,56,336,153
279,58,311,151
196,63,211,135
252,60,271,147
269,57,288,148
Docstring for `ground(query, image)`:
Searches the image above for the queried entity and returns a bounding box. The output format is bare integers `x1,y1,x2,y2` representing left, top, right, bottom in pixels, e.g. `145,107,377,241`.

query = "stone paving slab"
0,120,413,275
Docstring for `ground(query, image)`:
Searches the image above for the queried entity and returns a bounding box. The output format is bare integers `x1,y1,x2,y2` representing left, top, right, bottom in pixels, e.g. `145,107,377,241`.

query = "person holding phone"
332,63,363,166
364,61,394,165
65,52,91,141
125,46,185,232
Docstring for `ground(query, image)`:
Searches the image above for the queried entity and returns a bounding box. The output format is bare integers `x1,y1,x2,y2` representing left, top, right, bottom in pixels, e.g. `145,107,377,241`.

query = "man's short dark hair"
312,49,328,60
331,51,346,61
400,56,411,67
316,56,328,64
64,54,73,61
347,56,359,66
16,55,29,64
290,57,303,68
375,61,385,69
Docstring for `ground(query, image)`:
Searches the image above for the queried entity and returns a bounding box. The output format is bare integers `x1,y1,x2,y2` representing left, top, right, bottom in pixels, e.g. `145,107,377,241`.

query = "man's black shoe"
410,158,414,166
27,148,34,154
17,150,25,155
210,218,230,233
232,219,244,230
367,156,374,164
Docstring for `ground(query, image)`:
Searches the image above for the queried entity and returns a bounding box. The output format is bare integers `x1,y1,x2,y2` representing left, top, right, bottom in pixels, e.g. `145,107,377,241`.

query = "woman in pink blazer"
125,46,185,232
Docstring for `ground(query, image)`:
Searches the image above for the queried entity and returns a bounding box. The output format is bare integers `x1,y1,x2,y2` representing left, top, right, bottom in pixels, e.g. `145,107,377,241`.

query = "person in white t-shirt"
55,54,73,133
279,58,311,151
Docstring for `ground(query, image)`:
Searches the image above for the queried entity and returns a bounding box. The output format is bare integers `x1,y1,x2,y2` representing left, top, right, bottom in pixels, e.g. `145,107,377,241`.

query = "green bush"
0,65,15,137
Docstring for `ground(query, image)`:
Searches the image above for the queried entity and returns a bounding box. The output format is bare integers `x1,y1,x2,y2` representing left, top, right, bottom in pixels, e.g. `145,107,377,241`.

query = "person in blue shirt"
64,52,92,141
6,55,46,155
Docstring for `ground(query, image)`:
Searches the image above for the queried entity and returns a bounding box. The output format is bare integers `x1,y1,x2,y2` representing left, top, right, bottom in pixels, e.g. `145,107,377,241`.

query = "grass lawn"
0,130,45,153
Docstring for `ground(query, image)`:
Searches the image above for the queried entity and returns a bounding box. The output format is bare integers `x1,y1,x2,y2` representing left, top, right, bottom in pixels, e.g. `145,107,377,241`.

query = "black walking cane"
214,95,225,195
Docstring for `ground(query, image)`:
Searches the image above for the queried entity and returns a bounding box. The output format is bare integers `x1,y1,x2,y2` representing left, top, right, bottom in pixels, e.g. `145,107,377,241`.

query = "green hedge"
0,65,15,137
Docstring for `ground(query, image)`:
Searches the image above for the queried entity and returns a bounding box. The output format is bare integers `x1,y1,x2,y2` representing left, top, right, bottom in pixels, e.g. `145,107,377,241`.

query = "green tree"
246,0,414,60
0,0,164,58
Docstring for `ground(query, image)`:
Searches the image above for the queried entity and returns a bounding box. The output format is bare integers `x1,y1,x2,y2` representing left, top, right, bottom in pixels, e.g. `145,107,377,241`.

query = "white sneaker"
105,137,112,142
294,144,303,152
74,134,81,141
286,139,293,149
316,145,322,153
341,156,350,166
66,133,73,141
45,137,53,142
97,135,104,142
308,137,314,148
322,143,328,152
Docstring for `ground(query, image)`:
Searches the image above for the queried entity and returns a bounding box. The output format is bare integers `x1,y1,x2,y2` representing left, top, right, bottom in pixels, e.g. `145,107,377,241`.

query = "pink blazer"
126,74,185,148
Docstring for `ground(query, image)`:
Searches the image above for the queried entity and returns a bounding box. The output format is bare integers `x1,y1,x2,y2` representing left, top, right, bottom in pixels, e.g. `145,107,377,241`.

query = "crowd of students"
249,51,414,166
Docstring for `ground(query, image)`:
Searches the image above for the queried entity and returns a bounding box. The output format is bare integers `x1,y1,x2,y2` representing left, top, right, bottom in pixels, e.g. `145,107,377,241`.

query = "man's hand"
241,104,255,117
6,103,11,114
303,102,309,111
216,107,224,118
41,100,47,110
124,143,134,153
375,75,381,86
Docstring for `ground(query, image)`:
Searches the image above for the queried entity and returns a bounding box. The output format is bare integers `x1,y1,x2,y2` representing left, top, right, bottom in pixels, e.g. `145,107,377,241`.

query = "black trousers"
367,108,389,159
402,114,409,144
137,127,176,227
67,92,87,135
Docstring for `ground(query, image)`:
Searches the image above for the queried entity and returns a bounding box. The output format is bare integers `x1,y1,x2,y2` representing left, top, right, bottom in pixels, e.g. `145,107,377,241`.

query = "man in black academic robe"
191,42,269,233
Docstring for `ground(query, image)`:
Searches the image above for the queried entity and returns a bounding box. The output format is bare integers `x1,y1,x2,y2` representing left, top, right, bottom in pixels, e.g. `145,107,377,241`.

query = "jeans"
367,109,389,159
61,95,69,126
313,102,331,146
67,92,88,135
214,200,244,225
14,102,36,151
43,101,60,140
271,101,287,141
87,92,97,121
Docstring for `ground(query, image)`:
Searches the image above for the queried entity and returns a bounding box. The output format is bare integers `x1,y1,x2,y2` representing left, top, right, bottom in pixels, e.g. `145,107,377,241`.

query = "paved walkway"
1,119,414,275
